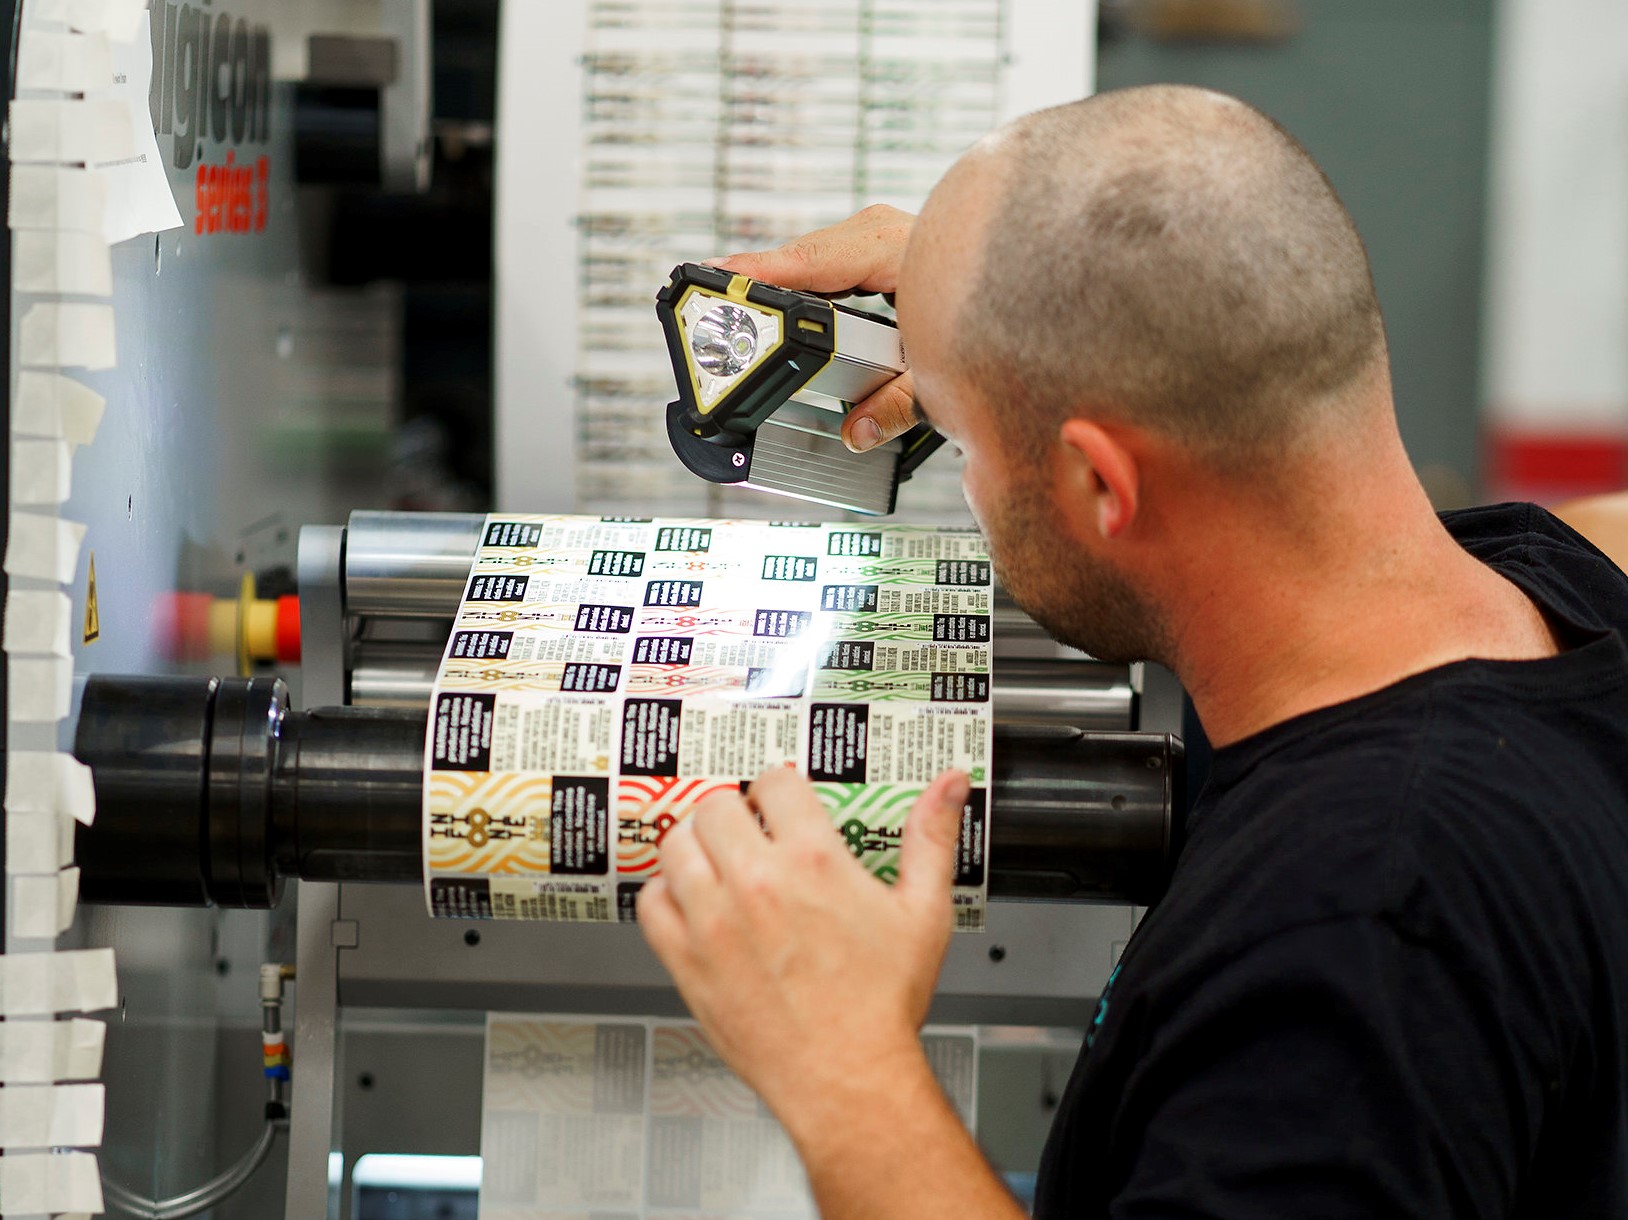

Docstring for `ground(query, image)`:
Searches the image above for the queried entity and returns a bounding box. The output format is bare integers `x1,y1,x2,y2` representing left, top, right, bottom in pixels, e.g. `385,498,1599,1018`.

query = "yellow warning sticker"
82,552,100,644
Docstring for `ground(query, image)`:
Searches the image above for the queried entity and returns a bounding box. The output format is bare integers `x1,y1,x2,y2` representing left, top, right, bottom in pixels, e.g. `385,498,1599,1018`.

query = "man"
635,85,1628,1218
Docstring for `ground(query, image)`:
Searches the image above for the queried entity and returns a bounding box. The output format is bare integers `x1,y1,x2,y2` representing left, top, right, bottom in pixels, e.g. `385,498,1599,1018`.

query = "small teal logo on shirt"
1086,962,1122,1050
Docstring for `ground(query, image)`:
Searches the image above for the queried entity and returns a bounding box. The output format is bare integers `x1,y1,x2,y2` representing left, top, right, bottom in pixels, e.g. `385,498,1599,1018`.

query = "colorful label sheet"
423,515,994,930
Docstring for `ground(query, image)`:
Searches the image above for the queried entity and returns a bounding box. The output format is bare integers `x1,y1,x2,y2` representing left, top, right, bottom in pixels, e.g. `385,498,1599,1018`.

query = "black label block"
551,776,610,875
754,609,812,638
576,604,635,633
746,666,805,698
828,531,883,557
933,614,992,643
429,877,491,919
808,703,869,782
633,636,693,665
956,788,987,887
466,573,529,602
590,549,646,577
431,692,495,770
621,699,682,776
599,516,653,523
654,526,711,552
821,584,878,612
617,881,644,923
644,580,704,608
819,640,875,671
762,555,818,581
935,559,992,586
561,662,622,692
931,672,991,702
450,629,512,660
483,520,543,548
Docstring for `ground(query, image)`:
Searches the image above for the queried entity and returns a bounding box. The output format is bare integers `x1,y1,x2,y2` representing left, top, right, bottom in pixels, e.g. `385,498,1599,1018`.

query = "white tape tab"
9,438,73,505
4,590,75,657
14,370,107,445
0,1150,104,1213
19,303,116,371
14,230,113,297
11,869,80,939
6,752,97,824
8,166,110,235
4,513,87,583
5,812,76,875
16,29,113,93
0,1082,105,1149
30,0,149,42
0,949,117,1017
6,656,73,724
8,99,135,165
0,1020,105,1084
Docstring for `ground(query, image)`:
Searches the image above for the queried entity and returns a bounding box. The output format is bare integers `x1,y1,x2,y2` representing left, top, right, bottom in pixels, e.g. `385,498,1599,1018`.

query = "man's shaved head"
939,85,1387,463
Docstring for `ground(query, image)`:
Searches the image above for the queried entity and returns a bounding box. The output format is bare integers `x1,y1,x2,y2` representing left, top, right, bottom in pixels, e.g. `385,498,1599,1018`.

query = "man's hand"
636,764,968,1134
706,205,918,455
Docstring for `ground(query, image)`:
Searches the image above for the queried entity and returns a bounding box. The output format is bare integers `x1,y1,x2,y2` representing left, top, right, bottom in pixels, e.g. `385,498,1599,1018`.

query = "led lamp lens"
691,304,759,376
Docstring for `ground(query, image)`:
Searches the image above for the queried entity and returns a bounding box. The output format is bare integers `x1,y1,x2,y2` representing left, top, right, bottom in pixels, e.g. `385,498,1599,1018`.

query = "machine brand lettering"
753,609,812,638
550,777,610,875
467,574,529,602
821,584,879,612
643,580,703,608
745,667,805,698
935,559,992,586
431,692,495,770
762,555,818,581
819,640,875,670
575,604,635,633
589,549,646,577
633,636,693,665
484,521,543,548
931,672,991,703
808,703,869,782
559,662,622,692
620,699,681,776
933,614,991,643
829,531,883,557
654,526,711,552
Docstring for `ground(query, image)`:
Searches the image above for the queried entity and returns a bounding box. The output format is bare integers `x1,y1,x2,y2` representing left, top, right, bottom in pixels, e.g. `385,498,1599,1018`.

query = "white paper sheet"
97,26,184,245
0,1082,105,1149
0,949,117,1017
5,590,75,657
5,752,97,824
4,513,87,583
0,1150,105,1214
13,370,108,446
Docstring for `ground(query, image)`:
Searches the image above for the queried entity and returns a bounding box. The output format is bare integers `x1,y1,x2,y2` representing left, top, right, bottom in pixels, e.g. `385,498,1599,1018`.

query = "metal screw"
988,944,1006,963
463,929,481,947
357,1072,375,1091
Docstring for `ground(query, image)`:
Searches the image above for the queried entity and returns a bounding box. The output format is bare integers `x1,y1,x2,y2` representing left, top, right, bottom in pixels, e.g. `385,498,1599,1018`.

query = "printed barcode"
955,906,986,933
492,891,517,917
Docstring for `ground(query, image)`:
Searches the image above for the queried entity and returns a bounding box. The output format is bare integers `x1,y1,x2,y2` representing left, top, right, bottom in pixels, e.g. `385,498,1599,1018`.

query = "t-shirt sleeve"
1106,915,1527,1220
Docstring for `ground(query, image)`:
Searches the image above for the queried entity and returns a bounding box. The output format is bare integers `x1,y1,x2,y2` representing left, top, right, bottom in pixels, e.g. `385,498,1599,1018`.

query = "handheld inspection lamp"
656,262,946,516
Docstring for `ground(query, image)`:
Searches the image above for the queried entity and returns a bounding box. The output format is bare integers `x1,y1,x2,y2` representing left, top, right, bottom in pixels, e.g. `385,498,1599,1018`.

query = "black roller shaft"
75,676,1182,910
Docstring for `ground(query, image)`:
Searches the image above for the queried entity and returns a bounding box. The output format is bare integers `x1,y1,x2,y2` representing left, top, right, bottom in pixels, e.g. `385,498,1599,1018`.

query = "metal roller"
344,510,487,618
74,675,1183,911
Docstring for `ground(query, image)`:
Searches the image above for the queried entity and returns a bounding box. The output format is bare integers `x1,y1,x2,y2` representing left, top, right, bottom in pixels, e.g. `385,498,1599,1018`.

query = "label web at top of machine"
421,513,996,929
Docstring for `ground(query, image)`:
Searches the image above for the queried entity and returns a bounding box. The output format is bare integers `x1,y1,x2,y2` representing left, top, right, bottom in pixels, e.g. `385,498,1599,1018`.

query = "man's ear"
1058,419,1139,539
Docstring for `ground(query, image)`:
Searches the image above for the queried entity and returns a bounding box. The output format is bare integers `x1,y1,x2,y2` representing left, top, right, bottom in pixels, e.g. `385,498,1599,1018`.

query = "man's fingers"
897,770,971,904
656,815,721,917
705,205,914,296
843,372,918,453
636,875,693,970
744,765,831,844
690,790,770,881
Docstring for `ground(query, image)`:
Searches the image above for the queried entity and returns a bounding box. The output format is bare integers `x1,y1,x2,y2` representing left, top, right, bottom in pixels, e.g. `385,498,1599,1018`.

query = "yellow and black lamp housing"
656,262,946,516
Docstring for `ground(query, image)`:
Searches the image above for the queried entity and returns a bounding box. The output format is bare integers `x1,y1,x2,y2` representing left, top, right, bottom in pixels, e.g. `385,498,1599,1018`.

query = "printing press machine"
71,508,1188,1216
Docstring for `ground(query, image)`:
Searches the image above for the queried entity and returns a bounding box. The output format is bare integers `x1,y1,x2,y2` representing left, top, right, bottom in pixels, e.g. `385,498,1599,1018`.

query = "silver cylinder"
350,641,442,709
991,658,1134,730
345,510,486,618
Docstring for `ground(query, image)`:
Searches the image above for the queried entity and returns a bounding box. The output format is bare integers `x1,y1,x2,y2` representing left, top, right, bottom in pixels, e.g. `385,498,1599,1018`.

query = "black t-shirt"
1034,502,1628,1219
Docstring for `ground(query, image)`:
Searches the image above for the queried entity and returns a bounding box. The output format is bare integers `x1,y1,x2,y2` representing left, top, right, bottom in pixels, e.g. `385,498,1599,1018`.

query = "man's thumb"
897,770,971,902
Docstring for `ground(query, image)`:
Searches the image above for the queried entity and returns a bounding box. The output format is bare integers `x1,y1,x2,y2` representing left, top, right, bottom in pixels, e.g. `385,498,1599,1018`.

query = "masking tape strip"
19,303,116,371
0,949,117,1017
14,230,113,297
7,99,135,166
0,1150,104,1214
0,1082,104,1149
0,1020,104,1085
5,813,76,875
15,29,113,93
14,371,107,446
7,166,110,236
6,752,96,824
9,439,73,505
27,0,149,43
5,513,87,583
10,869,81,939
4,590,74,657
6,657,73,724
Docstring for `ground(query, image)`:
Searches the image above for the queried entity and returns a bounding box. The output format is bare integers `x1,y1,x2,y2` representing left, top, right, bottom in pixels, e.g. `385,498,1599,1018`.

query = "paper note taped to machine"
422,515,995,930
